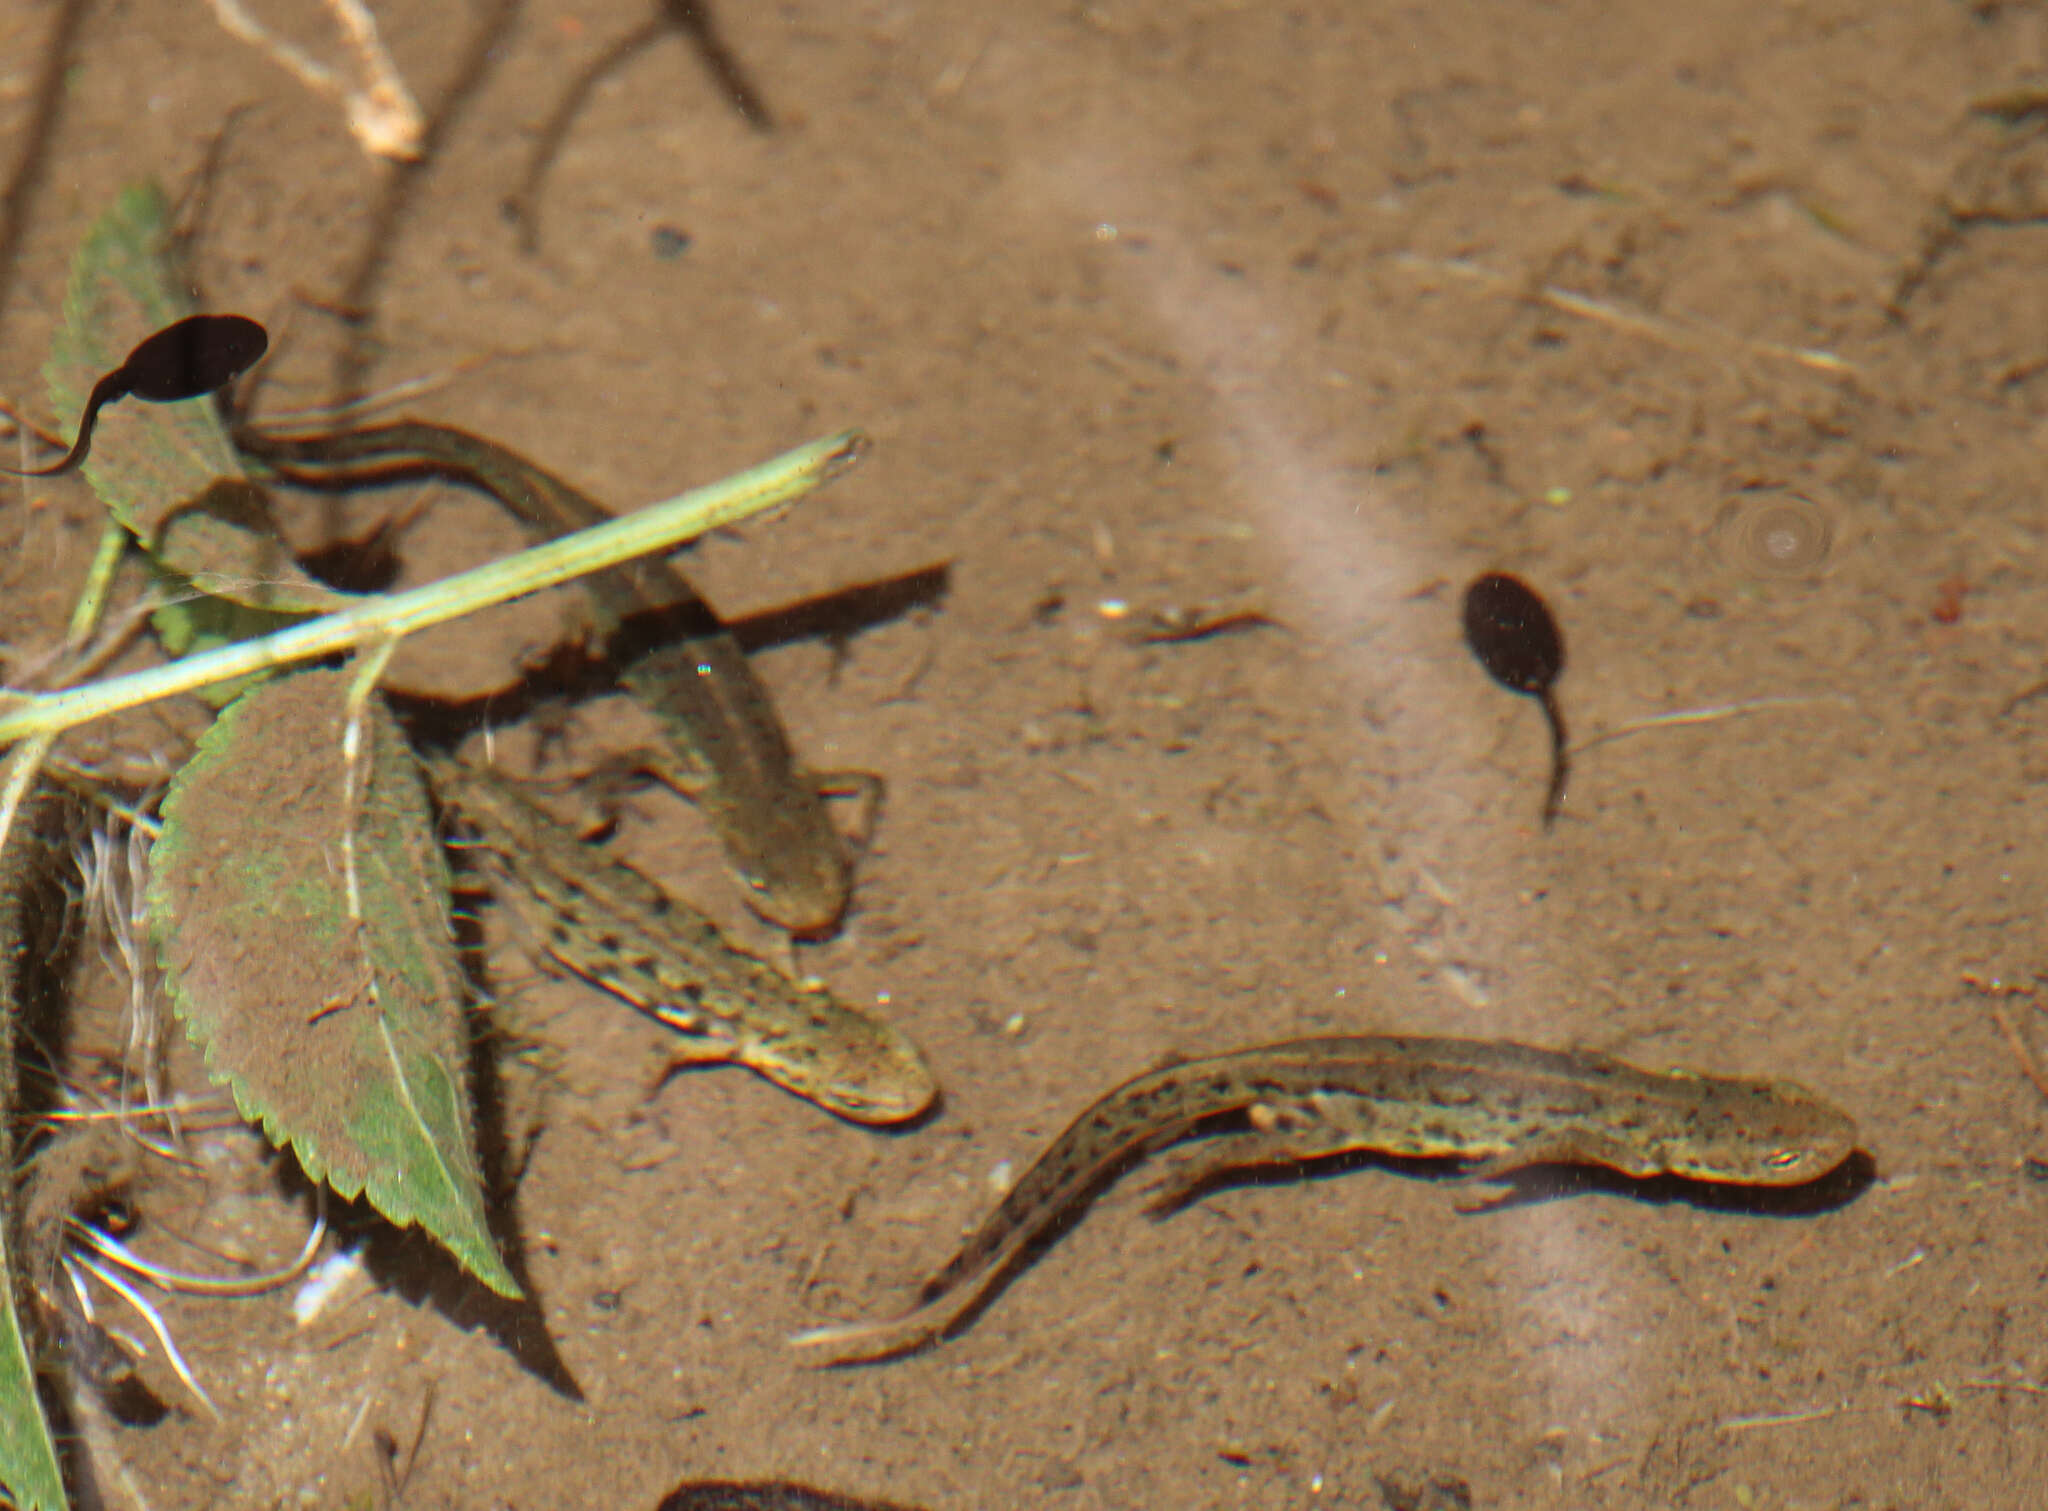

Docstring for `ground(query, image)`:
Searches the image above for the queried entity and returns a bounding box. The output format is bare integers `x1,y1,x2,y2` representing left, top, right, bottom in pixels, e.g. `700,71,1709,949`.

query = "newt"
424,753,933,1125
789,1034,1858,1362
237,419,857,937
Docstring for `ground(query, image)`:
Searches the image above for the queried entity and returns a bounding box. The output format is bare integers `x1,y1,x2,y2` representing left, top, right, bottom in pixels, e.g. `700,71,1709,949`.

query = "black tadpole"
1461,570,1569,827
2,313,268,478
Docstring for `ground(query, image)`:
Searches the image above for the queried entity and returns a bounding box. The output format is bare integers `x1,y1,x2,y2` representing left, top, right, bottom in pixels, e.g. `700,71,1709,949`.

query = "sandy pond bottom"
5,0,2048,1507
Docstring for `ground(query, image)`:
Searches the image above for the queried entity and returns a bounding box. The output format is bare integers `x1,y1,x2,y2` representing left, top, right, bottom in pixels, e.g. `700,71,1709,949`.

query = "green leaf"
145,667,518,1297
46,182,350,617
0,1222,64,1511
0,771,74,1511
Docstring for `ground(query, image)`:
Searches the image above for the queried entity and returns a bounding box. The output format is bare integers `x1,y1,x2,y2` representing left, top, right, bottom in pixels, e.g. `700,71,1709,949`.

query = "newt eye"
1762,1148,1806,1170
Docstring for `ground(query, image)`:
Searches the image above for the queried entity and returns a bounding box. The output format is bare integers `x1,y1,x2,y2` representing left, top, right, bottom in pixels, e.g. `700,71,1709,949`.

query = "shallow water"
3,1,2046,1506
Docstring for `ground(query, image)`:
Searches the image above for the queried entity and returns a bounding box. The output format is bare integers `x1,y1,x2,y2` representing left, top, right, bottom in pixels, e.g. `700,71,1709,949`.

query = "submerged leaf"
0,1218,63,1511
0,773,78,1511
145,668,517,1297
46,182,349,618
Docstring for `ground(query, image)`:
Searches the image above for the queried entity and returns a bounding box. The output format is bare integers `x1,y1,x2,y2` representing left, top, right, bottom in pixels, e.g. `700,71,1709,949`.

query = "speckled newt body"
424,753,933,1125
790,1034,1859,1362
238,420,855,936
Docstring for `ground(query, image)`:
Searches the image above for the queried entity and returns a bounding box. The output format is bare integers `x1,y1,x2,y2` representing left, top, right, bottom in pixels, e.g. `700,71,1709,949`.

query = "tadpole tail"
1539,689,1570,828
0,370,121,477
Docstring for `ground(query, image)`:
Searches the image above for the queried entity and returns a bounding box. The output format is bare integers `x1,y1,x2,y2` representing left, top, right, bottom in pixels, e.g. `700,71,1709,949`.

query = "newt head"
736,986,937,1126
731,836,852,940
1664,1076,1860,1187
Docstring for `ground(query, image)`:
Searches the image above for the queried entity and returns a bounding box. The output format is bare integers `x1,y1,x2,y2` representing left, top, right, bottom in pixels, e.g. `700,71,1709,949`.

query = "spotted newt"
425,753,933,1125
237,419,856,937
789,1034,1858,1362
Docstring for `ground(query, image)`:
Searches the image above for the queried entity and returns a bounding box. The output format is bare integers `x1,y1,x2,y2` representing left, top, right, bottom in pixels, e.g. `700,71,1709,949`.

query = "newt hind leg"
1143,1101,1386,1217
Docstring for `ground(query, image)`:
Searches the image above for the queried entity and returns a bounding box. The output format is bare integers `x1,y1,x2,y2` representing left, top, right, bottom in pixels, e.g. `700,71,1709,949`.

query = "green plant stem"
0,429,864,746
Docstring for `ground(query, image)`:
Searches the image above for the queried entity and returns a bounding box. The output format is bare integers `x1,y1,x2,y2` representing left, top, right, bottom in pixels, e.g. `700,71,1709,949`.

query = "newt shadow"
1157,1141,1879,1219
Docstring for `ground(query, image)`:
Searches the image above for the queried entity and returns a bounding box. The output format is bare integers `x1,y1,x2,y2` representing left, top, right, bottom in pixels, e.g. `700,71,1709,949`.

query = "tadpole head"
1462,571,1564,696
119,313,269,404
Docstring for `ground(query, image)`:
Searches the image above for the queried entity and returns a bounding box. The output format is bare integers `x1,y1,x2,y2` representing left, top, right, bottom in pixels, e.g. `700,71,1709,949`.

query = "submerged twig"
1573,694,1856,755
1391,252,1859,379
204,0,425,161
